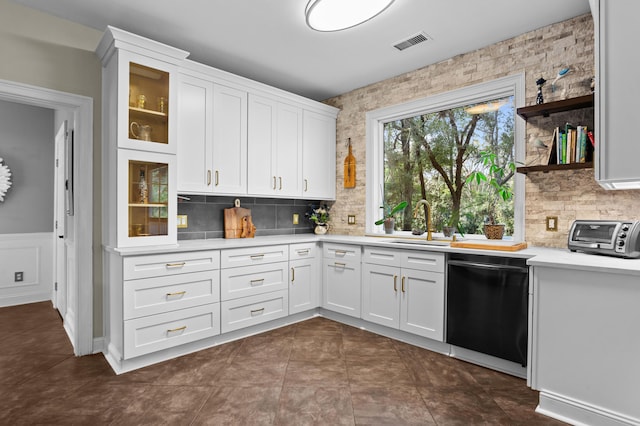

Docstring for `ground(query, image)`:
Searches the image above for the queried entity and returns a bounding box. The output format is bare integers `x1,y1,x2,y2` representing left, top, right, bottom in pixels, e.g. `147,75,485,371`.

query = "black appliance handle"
447,260,528,273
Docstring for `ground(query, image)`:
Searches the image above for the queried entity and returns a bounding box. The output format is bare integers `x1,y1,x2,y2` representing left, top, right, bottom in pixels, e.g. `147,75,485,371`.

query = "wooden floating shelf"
516,94,594,120
516,162,593,174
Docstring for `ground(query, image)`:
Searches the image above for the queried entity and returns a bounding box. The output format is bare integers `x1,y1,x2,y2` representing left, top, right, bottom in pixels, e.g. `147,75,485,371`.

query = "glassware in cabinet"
128,62,170,146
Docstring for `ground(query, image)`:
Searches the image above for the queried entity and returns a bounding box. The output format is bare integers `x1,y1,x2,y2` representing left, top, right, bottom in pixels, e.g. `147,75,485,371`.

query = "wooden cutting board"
224,200,256,238
449,240,528,251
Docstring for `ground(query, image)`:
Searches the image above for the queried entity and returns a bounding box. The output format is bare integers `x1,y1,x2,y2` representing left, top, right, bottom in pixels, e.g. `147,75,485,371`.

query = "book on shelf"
548,123,590,165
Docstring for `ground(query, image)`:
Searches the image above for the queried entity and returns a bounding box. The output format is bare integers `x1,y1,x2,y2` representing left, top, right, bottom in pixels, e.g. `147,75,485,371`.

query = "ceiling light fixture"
305,0,395,32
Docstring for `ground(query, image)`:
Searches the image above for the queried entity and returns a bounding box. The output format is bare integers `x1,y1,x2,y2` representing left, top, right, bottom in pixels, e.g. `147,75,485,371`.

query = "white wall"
0,233,52,307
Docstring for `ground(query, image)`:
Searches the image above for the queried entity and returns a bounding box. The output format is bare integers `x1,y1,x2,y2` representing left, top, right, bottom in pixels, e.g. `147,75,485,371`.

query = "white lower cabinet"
289,243,319,314
219,245,290,333
362,247,444,341
114,250,222,360
322,243,362,318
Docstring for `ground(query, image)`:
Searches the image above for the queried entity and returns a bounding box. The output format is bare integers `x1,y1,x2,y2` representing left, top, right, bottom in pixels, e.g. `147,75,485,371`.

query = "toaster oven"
568,220,640,258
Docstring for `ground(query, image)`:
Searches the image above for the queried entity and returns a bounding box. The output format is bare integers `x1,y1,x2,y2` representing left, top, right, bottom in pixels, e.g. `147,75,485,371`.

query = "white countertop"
107,233,640,275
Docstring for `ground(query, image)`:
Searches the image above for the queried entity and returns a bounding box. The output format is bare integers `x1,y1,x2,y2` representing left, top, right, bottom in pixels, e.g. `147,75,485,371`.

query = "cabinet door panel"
212,85,247,194
275,102,302,197
177,74,212,193
322,259,361,318
290,258,318,314
362,263,399,328
400,270,444,341
303,110,336,199
247,94,277,195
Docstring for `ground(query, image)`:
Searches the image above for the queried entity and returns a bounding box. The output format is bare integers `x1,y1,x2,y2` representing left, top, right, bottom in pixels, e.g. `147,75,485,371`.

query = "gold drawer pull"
251,308,265,315
166,290,186,297
215,170,219,186
291,267,295,283
207,170,212,186
250,254,265,260
250,278,265,286
273,176,277,190
165,262,186,268
297,249,310,255
402,276,406,293
334,262,346,268
167,325,187,334
279,176,283,190
304,179,308,192
394,275,398,292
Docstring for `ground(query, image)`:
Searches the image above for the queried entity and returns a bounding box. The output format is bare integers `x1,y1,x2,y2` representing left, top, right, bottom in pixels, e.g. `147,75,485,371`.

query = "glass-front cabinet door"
118,51,178,154
118,150,176,247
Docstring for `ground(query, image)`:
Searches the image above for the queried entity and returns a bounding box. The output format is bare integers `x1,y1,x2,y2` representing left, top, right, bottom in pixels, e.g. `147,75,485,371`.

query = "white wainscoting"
0,233,53,307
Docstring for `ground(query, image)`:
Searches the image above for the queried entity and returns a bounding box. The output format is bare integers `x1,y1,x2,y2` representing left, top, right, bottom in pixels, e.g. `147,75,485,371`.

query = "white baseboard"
0,291,50,308
537,391,640,426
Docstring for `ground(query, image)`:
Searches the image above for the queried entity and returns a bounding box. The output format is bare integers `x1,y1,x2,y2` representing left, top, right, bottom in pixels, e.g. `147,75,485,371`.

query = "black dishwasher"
446,253,529,366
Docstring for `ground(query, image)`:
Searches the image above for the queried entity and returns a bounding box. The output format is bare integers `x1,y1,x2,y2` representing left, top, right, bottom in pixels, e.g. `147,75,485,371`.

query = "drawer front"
363,246,399,266
220,245,288,269
123,251,220,280
289,243,317,260
123,270,220,320
220,262,288,301
123,303,221,359
220,290,288,333
323,243,361,262
400,250,445,273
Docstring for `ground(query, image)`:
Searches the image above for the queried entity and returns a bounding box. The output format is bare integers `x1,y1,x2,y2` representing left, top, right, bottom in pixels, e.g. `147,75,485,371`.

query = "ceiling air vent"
393,32,431,51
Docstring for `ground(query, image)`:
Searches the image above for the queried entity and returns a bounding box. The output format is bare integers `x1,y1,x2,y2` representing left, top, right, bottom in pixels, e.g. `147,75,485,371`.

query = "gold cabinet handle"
251,308,265,315
250,254,265,260
207,169,212,186
279,176,283,190
297,249,309,255
273,176,277,190
215,170,219,186
402,276,406,293
250,278,264,286
291,267,295,283
166,290,186,297
167,325,187,334
165,262,186,268
304,179,308,192
335,250,347,256
334,262,346,268
394,275,398,292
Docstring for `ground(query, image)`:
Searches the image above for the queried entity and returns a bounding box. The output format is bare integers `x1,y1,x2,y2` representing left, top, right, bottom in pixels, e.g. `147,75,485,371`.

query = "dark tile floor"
0,301,565,425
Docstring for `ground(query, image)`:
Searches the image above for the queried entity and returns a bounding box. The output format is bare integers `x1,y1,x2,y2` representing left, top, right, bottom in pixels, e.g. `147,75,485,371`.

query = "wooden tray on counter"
449,240,528,251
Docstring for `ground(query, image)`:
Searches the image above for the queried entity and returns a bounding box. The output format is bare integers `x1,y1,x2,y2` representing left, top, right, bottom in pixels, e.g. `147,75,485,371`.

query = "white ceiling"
13,0,591,101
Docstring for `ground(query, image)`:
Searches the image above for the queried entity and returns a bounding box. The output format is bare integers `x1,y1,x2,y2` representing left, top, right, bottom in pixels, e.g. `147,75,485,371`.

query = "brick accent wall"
323,14,640,248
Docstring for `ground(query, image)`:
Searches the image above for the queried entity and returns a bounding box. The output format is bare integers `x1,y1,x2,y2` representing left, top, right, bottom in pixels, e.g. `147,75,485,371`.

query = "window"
366,74,525,240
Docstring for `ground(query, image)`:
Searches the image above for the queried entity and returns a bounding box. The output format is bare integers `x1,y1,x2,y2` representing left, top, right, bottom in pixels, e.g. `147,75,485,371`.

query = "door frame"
0,78,93,356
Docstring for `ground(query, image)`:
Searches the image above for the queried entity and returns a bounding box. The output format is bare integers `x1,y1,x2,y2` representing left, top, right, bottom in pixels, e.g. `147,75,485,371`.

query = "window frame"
365,74,526,240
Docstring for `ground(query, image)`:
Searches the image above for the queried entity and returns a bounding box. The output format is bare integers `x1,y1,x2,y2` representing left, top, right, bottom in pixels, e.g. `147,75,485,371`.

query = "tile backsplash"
177,195,322,240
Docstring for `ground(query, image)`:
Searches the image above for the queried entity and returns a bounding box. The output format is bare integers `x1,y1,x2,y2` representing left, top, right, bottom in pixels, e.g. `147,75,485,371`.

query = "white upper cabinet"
303,110,336,200
177,73,213,193
593,0,640,189
177,72,248,195
248,94,303,197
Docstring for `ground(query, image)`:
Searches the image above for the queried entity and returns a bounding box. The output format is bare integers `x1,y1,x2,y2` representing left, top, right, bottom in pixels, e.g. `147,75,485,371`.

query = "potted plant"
306,204,330,234
466,150,515,239
375,201,408,234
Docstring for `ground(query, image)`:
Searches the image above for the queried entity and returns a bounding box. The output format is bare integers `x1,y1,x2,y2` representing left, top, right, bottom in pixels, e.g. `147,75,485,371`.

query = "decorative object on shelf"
137,167,148,204
130,122,152,141
0,157,12,202
344,137,356,188
307,203,331,234
466,151,515,240
551,67,570,98
305,0,395,32
375,201,407,234
536,77,547,104
157,96,166,114
137,94,146,109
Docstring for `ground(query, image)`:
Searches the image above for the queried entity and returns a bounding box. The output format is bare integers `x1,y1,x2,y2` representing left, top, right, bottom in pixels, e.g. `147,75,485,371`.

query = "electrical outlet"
348,214,356,225
546,216,558,232
15,272,24,282
177,215,188,228
293,213,299,225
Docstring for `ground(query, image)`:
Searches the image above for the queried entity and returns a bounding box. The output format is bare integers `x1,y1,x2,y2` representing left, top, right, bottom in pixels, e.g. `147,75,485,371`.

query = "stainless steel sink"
388,239,451,246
